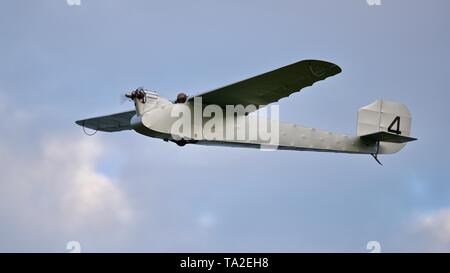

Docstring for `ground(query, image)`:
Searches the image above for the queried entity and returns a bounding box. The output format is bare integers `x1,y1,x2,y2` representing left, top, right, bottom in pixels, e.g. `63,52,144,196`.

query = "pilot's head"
175,93,187,103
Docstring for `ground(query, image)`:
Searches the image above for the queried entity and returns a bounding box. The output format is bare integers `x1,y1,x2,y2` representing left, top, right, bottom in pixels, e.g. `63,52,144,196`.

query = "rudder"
357,100,416,154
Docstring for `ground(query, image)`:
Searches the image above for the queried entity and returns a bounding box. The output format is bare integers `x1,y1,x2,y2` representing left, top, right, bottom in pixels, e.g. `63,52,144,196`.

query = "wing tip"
304,59,342,77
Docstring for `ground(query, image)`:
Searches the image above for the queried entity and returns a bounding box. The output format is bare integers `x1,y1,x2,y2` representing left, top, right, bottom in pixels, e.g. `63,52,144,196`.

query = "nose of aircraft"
124,87,147,102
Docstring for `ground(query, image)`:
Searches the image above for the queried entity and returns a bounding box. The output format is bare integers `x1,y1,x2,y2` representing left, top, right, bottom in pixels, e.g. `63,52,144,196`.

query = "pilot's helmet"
175,93,188,103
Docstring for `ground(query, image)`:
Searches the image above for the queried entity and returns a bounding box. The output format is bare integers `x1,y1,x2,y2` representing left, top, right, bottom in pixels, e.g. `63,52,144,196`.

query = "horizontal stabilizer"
360,131,417,143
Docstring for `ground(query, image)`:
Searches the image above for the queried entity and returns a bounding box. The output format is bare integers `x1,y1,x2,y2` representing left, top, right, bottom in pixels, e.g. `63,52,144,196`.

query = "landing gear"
166,138,197,147
174,140,187,146
371,140,383,166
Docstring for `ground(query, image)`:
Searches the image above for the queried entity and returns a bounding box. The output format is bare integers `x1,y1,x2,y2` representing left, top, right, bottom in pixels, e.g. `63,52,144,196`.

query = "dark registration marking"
388,116,402,135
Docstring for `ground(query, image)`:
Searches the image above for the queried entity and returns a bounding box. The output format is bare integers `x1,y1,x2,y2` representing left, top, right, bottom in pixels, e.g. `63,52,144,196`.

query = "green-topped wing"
75,110,135,132
188,59,341,109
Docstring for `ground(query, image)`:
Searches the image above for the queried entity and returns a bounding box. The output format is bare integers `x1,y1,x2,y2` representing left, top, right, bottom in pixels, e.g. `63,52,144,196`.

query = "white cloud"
0,129,133,250
42,136,133,232
412,208,450,252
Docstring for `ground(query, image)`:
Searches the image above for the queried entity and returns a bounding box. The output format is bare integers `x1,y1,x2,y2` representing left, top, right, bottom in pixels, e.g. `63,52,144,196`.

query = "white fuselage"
128,93,402,154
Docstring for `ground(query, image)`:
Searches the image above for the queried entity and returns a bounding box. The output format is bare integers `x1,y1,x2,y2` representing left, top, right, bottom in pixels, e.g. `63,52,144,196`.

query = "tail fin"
357,100,417,155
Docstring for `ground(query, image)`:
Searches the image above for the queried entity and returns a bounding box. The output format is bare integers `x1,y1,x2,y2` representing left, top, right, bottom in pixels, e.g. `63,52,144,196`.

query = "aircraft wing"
188,59,341,109
75,110,136,132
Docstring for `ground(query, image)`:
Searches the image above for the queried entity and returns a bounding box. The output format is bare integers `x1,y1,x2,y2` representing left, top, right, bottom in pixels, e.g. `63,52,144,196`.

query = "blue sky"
0,0,449,252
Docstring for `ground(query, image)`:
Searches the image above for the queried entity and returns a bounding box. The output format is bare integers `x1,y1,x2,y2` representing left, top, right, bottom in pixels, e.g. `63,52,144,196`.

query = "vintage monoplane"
76,60,416,164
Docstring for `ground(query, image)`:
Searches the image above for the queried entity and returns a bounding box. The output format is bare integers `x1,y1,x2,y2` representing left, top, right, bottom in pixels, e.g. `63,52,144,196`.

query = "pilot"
175,92,188,103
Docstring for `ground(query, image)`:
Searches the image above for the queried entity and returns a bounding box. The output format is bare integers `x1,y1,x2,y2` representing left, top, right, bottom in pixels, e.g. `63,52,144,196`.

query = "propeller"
120,92,130,104
121,87,147,103
120,87,146,104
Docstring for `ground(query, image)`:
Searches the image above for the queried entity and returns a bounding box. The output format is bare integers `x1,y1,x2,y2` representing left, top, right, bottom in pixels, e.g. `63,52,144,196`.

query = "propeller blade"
120,91,132,104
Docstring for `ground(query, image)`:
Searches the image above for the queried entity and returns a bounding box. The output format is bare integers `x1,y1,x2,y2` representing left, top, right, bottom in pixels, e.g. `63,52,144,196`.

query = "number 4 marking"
388,116,402,135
